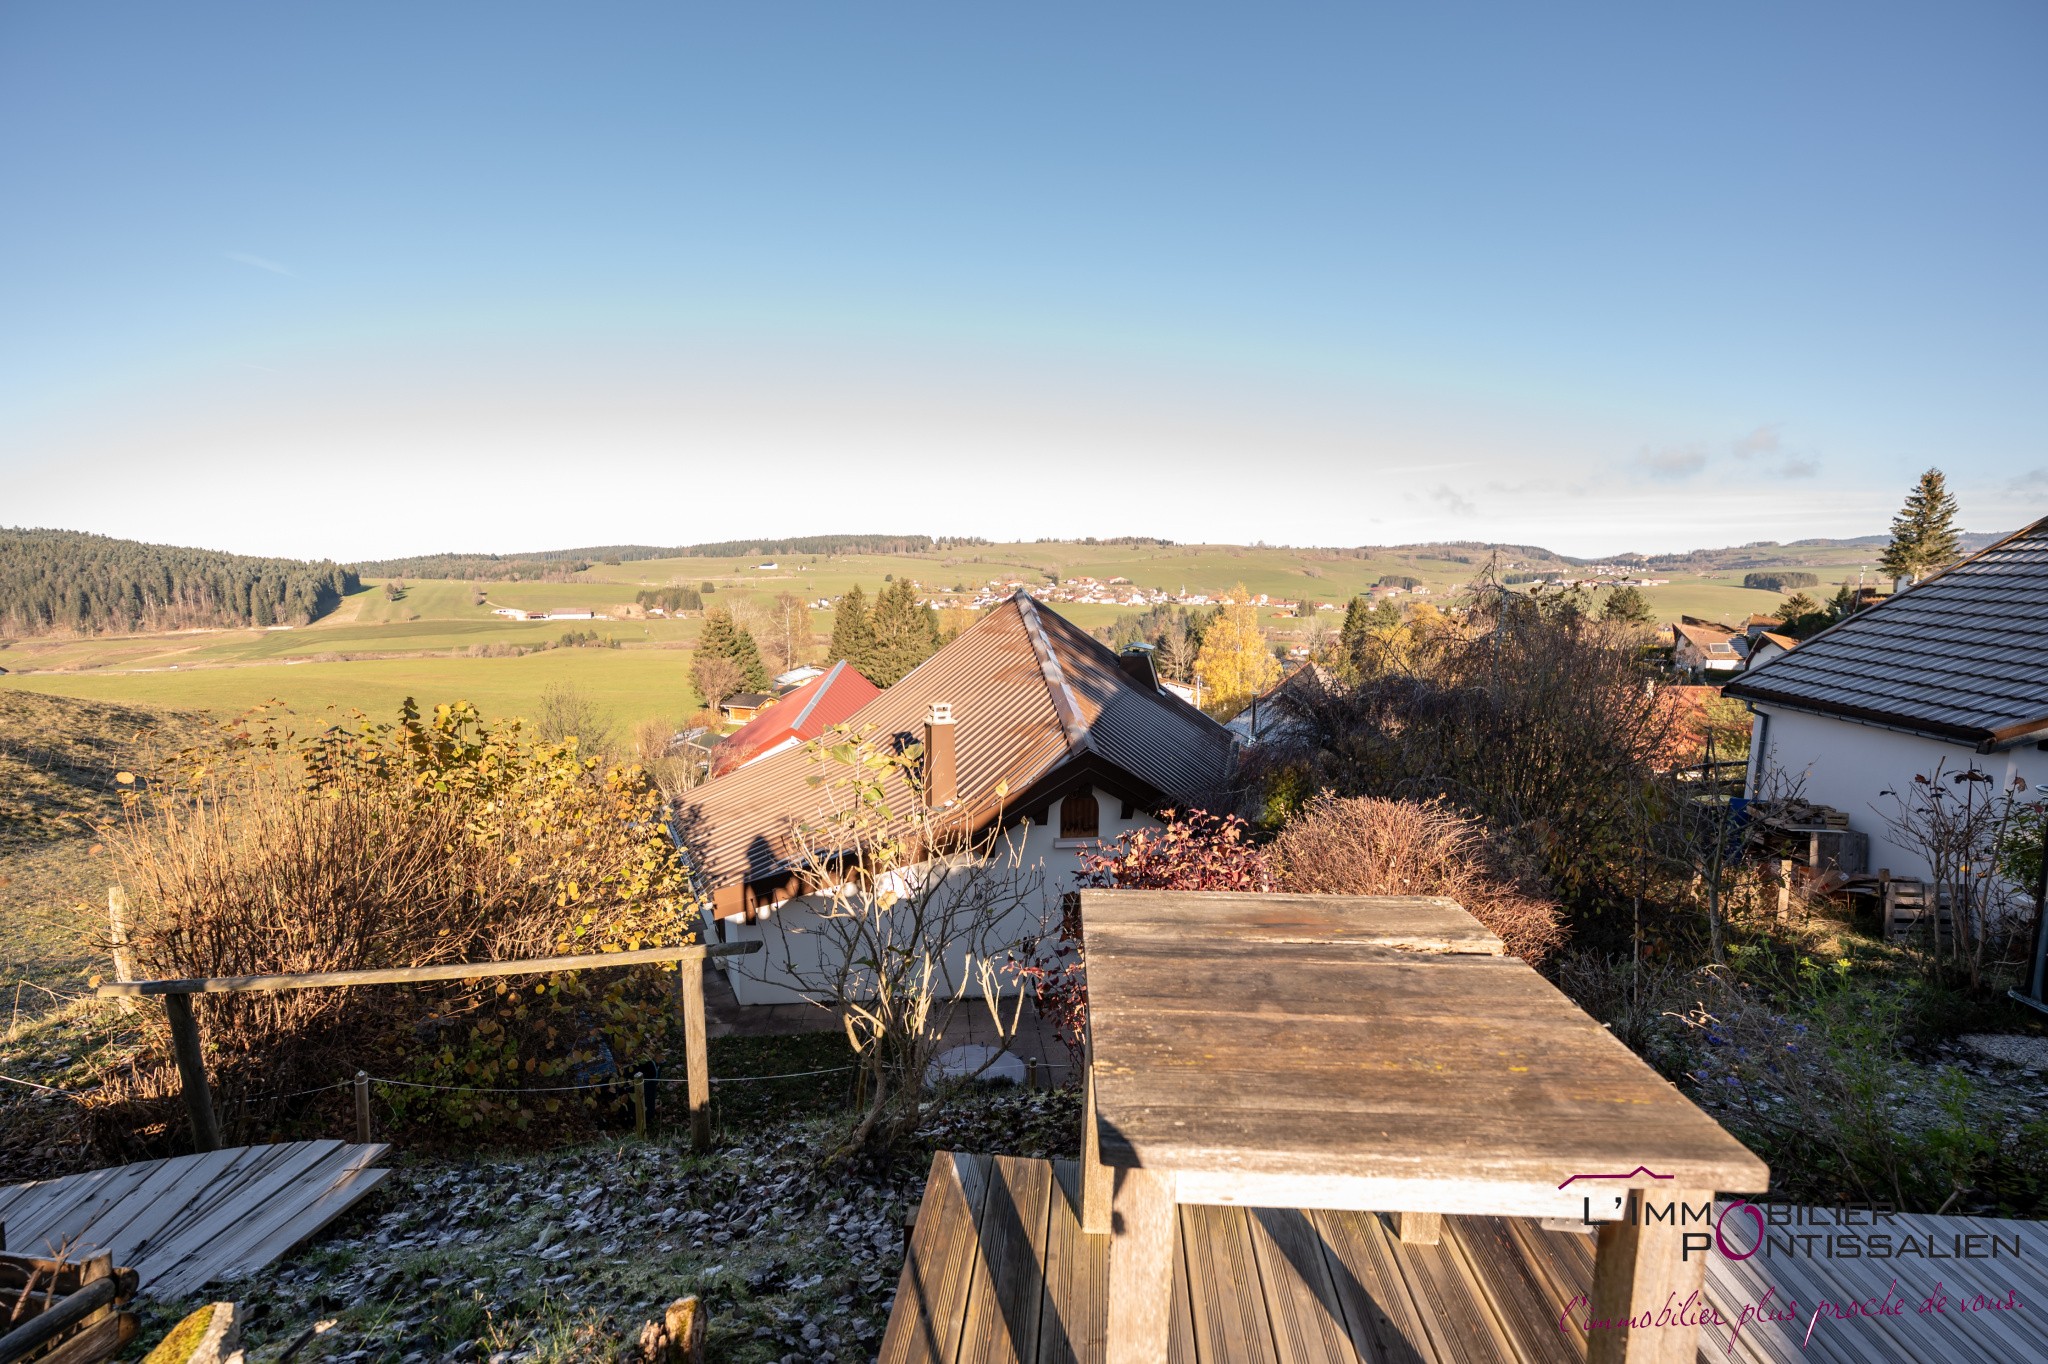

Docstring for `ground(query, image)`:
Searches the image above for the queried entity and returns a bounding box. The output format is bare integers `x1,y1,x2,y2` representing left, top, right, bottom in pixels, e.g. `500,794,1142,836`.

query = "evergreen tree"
1337,596,1373,675
1880,468,1962,584
1599,585,1653,626
691,608,770,701
865,579,943,686
829,585,875,674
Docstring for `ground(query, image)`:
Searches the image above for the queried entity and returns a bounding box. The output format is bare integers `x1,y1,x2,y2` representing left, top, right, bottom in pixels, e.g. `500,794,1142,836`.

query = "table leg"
1105,1165,1175,1364
1082,1052,1113,1234
1396,1211,1441,1245
1586,1189,1712,1364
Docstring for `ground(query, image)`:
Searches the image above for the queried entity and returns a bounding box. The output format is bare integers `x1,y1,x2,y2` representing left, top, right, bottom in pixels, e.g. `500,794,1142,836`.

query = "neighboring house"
1725,517,2048,882
1743,631,1798,671
673,590,1238,1006
773,664,828,692
1672,622,1743,674
1743,614,1785,640
711,660,881,777
1225,664,1334,746
717,692,776,727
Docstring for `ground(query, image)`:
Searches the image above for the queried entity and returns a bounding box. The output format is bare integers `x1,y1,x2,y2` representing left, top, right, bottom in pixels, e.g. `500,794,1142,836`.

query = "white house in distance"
1725,517,2048,881
672,590,1238,1006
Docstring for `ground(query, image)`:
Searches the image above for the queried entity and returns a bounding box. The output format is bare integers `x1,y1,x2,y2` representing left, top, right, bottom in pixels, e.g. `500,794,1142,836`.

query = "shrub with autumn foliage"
1014,809,1271,1063
97,700,698,1152
1269,793,1567,964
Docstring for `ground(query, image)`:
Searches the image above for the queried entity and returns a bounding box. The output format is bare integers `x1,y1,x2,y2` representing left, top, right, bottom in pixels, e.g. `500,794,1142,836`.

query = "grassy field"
0,539,1882,737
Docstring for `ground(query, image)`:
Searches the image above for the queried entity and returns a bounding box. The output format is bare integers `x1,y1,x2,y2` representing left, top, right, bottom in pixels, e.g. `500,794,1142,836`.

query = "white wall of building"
716,784,1155,1007
1749,705,2048,881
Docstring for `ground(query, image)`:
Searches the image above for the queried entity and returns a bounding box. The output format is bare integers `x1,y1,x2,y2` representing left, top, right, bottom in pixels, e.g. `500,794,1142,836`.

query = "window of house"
1060,791,1100,840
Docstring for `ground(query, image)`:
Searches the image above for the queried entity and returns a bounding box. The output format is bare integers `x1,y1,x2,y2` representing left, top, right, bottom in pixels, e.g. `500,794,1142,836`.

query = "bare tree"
691,655,744,712
762,726,1044,1157
769,590,814,674
1878,761,2030,988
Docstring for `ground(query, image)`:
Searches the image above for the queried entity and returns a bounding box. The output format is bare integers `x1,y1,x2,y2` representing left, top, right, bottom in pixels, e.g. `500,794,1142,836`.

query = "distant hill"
357,534,951,580
0,528,360,637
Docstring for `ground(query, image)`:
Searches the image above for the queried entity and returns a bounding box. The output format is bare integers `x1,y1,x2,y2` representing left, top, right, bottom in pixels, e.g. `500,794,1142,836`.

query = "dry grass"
1270,793,1568,963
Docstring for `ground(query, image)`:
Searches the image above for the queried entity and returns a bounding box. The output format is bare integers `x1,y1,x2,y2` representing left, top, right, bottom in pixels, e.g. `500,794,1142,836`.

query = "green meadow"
0,539,1882,730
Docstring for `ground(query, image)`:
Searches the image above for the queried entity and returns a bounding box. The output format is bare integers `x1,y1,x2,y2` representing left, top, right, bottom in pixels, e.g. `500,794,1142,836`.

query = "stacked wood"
634,1297,705,1364
0,1248,139,1364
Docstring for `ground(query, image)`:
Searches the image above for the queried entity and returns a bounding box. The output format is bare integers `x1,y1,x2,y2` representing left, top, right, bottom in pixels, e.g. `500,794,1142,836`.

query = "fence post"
682,955,711,1152
354,1071,372,1144
633,1072,648,1138
163,992,221,1153
1027,1056,1039,1091
107,887,136,1015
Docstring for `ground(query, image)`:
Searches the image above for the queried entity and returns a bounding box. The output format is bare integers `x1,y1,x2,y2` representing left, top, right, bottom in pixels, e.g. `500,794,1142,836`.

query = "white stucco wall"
716,785,1155,1007
1748,705,2048,882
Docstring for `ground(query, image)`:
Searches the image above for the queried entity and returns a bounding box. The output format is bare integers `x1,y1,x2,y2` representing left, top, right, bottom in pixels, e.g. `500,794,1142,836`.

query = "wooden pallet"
1883,880,1955,946
0,1141,387,1302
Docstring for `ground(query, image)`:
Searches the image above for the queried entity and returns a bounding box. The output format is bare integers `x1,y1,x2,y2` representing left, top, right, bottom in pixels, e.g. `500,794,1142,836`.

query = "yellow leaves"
115,771,135,785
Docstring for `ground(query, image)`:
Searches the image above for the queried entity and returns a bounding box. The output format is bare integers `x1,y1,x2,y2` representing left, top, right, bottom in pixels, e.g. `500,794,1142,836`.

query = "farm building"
672,591,1237,1006
1726,516,2048,884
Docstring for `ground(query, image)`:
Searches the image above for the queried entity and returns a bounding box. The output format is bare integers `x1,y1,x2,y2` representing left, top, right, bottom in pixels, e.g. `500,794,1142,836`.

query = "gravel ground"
122,1085,1083,1364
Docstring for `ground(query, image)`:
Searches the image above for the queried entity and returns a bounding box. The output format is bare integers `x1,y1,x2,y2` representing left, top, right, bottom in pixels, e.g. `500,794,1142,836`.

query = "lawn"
0,645,700,736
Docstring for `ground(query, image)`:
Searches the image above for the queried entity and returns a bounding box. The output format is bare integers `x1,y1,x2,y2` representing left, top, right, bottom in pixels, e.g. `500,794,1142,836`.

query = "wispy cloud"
1430,484,1476,516
1636,444,1708,480
223,251,294,276
2005,469,2048,493
1730,424,1782,460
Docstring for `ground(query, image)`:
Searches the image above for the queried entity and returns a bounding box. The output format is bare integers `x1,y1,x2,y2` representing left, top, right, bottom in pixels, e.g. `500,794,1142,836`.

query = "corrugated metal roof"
674,592,1237,905
1725,517,2048,746
709,660,882,776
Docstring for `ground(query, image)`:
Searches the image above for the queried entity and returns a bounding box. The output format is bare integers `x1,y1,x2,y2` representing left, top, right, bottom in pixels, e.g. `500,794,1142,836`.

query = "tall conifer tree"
1880,468,1962,584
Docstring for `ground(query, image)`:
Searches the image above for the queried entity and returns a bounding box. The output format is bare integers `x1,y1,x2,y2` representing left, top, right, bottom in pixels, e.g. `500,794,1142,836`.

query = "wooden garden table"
1077,890,1769,1364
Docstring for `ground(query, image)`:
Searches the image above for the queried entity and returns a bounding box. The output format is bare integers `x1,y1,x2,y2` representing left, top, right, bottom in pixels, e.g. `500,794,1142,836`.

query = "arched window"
1060,791,1100,840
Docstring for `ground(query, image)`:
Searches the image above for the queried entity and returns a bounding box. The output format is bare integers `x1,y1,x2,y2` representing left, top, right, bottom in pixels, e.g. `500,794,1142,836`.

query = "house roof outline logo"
1557,1166,1676,1190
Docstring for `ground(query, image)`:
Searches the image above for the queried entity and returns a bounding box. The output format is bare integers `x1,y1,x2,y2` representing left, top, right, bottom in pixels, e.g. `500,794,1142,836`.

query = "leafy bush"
102,700,697,1146
1270,793,1567,963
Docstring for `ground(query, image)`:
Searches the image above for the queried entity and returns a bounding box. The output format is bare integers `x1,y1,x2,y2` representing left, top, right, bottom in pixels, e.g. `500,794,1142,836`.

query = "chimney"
1118,646,1158,691
924,702,958,807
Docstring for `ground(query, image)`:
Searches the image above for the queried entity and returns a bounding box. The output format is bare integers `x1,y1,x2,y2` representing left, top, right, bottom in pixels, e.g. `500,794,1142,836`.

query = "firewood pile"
0,1244,139,1364
1749,798,1851,831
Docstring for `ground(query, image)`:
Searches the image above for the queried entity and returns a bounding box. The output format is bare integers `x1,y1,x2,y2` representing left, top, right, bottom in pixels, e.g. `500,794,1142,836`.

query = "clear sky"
3,3,2043,560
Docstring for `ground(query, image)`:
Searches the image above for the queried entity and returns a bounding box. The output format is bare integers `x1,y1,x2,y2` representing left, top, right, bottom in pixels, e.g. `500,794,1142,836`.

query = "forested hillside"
357,534,947,579
0,528,359,635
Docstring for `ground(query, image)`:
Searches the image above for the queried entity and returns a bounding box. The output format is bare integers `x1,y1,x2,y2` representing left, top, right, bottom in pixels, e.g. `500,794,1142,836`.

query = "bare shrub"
106,701,695,1143
765,726,1044,1157
535,680,616,757
1878,760,2033,989
1270,792,1567,963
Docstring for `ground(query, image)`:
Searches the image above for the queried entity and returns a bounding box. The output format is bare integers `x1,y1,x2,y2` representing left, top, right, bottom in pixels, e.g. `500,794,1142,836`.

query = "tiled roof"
674,592,1237,909
1725,518,2048,745
710,660,882,777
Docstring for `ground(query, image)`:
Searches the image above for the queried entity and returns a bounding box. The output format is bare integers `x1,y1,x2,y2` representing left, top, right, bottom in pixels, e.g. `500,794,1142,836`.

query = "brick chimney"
1118,646,1158,691
924,702,958,807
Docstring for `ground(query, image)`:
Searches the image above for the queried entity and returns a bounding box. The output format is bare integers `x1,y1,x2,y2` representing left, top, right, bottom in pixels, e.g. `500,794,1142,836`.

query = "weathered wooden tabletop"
1083,890,1768,1209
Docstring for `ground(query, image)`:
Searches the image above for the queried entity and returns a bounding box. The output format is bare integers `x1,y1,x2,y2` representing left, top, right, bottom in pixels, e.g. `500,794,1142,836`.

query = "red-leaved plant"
1012,809,1272,1065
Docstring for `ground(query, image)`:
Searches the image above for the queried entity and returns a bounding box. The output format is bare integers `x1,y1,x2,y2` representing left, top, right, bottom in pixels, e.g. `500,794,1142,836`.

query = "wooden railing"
95,941,761,1155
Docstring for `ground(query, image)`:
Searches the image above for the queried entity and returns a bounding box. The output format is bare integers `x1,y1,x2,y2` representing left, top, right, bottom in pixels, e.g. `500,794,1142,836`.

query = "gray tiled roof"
1725,518,2048,745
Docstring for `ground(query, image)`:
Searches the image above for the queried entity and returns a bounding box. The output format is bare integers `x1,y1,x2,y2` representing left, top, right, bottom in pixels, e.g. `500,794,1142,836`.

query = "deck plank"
1447,1217,1582,1364
1311,1209,1432,1364
1041,1162,1107,1364
880,1152,995,1364
1244,1208,1359,1364
1380,1216,1518,1364
958,1156,1055,1364
1181,1204,1279,1364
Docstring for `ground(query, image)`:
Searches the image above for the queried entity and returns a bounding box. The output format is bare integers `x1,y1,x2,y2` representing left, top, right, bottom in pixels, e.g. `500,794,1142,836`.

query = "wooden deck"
881,1153,2048,1364
0,1140,389,1300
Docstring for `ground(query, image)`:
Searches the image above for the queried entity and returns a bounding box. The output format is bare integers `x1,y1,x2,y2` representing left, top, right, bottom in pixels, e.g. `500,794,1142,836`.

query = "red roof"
709,660,881,777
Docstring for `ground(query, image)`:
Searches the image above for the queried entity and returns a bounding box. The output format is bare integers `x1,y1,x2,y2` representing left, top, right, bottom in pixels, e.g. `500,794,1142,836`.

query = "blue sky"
3,3,2043,559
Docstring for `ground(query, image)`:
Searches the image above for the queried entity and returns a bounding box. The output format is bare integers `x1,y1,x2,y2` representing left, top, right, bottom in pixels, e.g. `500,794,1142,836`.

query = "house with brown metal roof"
673,590,1239,1005
1725,516,2048,882
1671,621,1743,674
